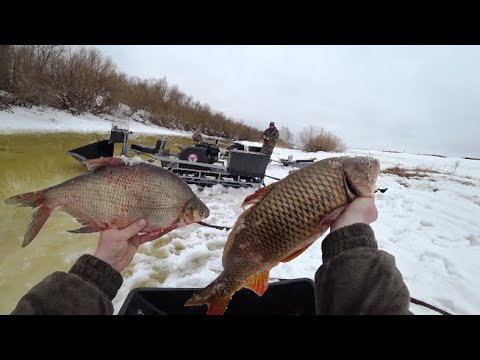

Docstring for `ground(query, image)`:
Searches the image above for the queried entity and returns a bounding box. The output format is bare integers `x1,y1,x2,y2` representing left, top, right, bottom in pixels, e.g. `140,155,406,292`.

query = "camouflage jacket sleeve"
11,254,122,315
315,223,412,315
270,128,279,141
262,128,279,140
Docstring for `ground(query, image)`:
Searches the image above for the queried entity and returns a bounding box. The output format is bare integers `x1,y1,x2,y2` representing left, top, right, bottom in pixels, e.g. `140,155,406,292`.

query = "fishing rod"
198,221,232,231
264,174,281,181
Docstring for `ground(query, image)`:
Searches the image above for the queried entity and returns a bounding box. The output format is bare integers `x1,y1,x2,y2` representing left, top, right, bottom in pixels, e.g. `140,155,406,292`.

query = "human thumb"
122,219,147,239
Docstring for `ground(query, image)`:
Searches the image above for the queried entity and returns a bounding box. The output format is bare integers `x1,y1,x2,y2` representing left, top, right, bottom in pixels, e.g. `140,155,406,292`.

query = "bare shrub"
382,166,441,179
4,45,282,143
299,126,346,152
53,47,117,114
279,126,294,145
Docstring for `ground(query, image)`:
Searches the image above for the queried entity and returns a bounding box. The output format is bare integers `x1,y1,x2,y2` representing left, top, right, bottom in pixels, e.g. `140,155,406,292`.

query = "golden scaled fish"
185,156,380,314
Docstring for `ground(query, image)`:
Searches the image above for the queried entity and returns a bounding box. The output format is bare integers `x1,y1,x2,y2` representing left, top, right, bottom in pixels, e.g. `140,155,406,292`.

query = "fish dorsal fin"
241,183,276,209
222,205,254,263
82,157,126,171
244,270,270,296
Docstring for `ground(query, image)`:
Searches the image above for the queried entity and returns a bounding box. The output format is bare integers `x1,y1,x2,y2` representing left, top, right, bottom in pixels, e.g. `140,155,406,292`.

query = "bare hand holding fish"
95,218,149,272
330,197,378,231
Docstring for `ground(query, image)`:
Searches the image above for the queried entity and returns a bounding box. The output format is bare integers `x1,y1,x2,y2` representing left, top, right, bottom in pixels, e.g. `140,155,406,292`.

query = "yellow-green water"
0,132,198,314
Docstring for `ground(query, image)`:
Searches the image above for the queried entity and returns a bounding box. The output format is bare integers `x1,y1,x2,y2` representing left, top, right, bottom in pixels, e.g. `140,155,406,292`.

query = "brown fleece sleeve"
315,223,412,315
11,254,122,315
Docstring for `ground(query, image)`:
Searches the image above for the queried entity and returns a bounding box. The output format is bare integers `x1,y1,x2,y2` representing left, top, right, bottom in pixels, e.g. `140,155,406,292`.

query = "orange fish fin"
185,278,232,315
22,205,54,247
206,297,231,315
68,223,103,234
82,157,126,171
222,205,254,262
245,270,270,296
281,244,312,263
241,183,276,209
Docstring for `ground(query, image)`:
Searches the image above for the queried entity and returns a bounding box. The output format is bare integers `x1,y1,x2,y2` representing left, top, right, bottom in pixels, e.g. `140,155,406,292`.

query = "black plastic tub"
118,278,316,315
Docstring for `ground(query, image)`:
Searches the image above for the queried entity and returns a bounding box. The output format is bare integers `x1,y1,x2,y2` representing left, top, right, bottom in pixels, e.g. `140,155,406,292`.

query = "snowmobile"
67,124,270,188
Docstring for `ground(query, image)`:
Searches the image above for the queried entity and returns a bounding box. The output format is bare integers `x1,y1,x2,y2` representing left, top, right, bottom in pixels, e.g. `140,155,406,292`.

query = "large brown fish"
5,157,209,246
185,156,380,315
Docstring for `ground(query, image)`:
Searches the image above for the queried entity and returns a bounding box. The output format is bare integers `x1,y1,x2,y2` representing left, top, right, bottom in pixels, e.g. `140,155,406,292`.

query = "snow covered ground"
1,105,479,315
0,105,190,137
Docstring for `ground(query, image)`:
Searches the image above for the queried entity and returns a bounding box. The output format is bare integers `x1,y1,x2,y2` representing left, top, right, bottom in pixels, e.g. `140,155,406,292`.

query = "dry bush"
53,46,118,114
299,126,346,152
382,166,441,179
9,45,67,107
279,126,294,145
3,45,282,143
0,45,12,90
0,90,15,111
7,46,117,114
275,138,293,148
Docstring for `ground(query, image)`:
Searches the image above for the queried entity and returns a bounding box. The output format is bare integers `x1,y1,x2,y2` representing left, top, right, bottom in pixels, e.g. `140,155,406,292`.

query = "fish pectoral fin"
134,224,179,246
319,204,349,228
68,223,103,234
241,183,276,209
281,245,311,263
245,270,270,296
82,157,126,171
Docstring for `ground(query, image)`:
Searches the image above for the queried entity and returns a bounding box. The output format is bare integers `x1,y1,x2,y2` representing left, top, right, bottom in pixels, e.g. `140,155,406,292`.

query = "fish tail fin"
5,190,45,208
184,278,232,315
22,205,54,247
206,297,231,316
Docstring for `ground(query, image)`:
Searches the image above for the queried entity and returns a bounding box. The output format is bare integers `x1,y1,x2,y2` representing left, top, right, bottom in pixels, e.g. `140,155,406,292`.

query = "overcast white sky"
95,45,479,158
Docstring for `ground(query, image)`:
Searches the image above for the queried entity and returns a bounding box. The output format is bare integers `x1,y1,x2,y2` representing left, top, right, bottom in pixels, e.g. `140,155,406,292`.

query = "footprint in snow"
466,235,480,246
420,220,434,227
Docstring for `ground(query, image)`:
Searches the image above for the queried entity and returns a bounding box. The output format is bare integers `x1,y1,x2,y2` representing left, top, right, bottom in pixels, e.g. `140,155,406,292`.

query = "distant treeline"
0,45,265,141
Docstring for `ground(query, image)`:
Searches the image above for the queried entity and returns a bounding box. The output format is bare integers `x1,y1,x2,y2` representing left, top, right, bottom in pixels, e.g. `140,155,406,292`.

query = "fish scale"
185,156,380,315
48,166,185,228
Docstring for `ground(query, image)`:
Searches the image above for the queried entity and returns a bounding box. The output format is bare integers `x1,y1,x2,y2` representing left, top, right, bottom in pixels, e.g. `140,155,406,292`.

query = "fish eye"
200,210,205,215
